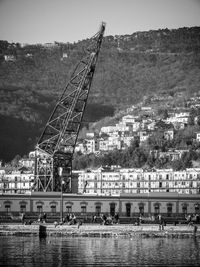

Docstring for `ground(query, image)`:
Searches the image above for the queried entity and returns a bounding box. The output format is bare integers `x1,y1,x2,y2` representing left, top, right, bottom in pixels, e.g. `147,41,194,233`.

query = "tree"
11,154,21,168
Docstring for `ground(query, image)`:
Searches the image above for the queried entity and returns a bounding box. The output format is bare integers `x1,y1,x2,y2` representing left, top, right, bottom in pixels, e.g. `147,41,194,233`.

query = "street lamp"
58,167,63,223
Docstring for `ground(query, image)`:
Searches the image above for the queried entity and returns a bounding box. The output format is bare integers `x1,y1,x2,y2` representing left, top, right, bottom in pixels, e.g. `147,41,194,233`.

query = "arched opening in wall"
65,202,73,213
110,203,116,216
36,201,44,214
66,206,72,213
167,203,173,217
37,205,43,213
95,202,102,216
138,203,144,216
195,203,199,214
126,203,131,217
182,203,188,216
49,202,58,215
80,202,88,215
153,203,160,216
50,205,56,214
4,201,12,215
19,201,27,214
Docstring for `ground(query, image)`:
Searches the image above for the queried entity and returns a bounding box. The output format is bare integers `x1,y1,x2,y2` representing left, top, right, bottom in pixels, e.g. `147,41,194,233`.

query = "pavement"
0,223,199,238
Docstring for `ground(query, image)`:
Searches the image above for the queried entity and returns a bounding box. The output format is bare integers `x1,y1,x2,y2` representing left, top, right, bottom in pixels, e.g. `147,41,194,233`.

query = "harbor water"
0,235,200,266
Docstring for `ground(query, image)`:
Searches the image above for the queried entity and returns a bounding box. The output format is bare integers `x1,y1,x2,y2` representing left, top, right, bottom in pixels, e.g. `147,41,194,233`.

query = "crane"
33,22,106,192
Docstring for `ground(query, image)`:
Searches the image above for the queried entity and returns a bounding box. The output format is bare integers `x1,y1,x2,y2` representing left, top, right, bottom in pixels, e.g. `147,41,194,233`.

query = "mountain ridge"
0,26,200,161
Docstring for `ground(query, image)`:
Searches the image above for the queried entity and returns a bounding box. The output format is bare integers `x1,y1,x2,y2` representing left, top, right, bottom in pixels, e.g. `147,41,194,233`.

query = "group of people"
63,213,77,225
99,213,119,225
21,212,32,225
21,212,47,225
38,213,47,223
185,214,200,225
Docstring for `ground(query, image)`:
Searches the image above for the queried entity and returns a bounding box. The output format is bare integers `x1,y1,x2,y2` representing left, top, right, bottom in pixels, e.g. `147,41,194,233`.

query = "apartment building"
0,169,34,193
78,168,200,195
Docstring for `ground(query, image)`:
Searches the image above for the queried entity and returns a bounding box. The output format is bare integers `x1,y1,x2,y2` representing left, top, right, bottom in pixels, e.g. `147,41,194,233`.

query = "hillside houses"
75,107,196,155
74,96,200,166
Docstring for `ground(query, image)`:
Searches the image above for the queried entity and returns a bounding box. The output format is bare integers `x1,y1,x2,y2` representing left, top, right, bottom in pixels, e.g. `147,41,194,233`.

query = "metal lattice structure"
33,22,105,192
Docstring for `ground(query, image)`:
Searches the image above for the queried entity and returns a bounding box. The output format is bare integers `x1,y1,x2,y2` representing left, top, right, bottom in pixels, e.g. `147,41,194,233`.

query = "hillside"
0,27,200,161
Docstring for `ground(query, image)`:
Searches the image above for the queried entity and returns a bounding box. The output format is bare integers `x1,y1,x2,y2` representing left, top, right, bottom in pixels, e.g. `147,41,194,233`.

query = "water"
0,236,200,266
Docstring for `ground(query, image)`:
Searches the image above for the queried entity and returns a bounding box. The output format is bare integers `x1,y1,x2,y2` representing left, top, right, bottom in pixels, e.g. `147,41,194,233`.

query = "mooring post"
39,224,47,238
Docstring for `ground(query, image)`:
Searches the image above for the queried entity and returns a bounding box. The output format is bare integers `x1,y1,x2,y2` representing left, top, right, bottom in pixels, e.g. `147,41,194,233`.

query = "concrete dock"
0,223,199,238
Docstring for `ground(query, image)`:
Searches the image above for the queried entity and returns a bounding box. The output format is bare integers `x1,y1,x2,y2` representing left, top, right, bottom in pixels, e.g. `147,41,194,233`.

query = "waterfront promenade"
0,223,199,238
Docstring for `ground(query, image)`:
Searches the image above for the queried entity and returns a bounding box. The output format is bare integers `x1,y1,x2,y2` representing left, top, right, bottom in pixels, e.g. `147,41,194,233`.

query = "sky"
0,0,200,44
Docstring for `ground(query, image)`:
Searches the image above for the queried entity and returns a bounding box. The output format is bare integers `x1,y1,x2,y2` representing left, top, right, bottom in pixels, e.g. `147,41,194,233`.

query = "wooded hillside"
0,27,200,161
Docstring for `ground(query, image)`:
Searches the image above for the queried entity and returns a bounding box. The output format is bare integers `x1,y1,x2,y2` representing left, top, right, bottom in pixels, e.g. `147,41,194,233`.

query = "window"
37,205,43,213
5,204,10,213
110,203,116,216
126,203,131,217
138,204,144,215
154,204,160,215
81,206,86,214
20,205,26,213
195,204,199,213
182,205,187,214
167,204,172,217
66,206,72,213
51,205,56,214
159,182,162,188
95,206,101,215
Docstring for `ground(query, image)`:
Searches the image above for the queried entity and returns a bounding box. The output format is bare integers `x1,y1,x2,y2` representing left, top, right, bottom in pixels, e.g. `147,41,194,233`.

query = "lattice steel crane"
33,22,105,192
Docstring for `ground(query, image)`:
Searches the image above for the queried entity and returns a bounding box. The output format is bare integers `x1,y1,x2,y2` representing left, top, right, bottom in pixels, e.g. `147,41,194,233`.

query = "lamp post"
58,167,63,223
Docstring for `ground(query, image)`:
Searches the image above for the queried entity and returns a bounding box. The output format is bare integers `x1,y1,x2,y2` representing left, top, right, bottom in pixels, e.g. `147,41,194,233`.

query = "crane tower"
33,23,105,192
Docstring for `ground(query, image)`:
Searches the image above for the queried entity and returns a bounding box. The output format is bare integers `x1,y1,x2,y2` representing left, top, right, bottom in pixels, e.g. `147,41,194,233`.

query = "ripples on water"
0,236,200,266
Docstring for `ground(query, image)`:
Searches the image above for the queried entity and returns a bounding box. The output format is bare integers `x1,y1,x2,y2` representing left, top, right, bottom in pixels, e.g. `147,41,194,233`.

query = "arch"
126,203,132,217
19,201,28,205
126,202,133,206
4,200,12,204
153,202,161,207
80,202,88,206
49,201,58,206
94,202,103,206
138,202,145,207
166,202,173,207
36,201,44,205
181,202,188,207
65,201,74,206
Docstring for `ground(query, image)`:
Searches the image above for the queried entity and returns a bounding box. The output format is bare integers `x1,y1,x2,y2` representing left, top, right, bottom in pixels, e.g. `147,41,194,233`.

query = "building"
0,192,199,219
196,132,200,142
0,169,34,194
77,168,200,196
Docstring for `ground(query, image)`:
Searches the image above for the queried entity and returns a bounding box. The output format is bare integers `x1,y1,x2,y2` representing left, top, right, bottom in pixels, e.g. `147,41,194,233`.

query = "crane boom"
34,23,105,192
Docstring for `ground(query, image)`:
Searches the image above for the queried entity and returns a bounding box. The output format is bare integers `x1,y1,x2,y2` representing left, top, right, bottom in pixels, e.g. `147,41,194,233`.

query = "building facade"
0,192,199,219
78,168,200,196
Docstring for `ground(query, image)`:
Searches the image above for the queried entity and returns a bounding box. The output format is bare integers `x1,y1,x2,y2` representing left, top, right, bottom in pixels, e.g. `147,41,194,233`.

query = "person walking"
21,212,25,225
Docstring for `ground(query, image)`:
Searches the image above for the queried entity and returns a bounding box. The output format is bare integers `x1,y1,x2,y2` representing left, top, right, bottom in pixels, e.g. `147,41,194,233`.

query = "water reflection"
0,236,200,266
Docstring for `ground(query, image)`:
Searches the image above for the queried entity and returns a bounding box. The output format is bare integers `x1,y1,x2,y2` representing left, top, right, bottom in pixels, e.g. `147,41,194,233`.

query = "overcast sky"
0,0,200,44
